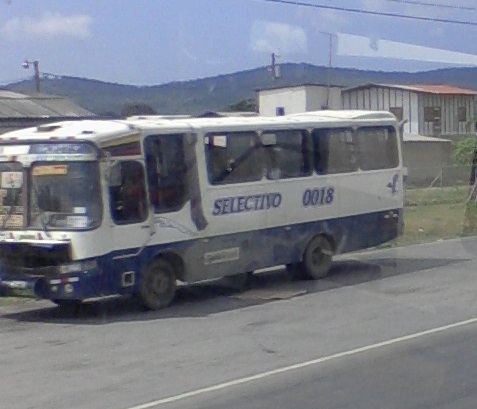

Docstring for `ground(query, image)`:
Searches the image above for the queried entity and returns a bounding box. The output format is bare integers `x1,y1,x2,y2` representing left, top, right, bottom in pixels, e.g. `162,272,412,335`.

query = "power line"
259,0,477,26
382,0,475,11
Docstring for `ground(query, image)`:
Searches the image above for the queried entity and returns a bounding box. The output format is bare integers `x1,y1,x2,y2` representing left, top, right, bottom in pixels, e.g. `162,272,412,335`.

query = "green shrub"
452,137,477,165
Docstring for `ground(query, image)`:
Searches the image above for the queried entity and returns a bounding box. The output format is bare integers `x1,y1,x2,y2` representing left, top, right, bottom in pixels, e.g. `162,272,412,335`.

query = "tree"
227,98,256,112
121,102,156,118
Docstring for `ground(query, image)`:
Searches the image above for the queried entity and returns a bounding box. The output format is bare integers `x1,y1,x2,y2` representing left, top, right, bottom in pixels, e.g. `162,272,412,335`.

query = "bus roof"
0,110,397,146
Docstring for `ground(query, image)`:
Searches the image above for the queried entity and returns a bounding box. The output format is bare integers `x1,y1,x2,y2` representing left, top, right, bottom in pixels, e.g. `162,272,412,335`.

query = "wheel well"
150,251,186,282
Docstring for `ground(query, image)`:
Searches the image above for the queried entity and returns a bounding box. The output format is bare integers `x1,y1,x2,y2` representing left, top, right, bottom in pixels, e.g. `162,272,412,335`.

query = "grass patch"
398,202,467,246
405,185,469,207
390,185,475,246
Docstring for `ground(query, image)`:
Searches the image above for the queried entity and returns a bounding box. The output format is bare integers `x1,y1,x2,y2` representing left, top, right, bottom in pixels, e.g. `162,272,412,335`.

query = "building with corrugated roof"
342,83,477,137
0,90,95,135
258,83,477,137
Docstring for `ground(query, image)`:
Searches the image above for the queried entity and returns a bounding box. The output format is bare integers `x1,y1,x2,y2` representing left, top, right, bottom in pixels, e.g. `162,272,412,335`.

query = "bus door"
107,160,152,292
199,131,270,278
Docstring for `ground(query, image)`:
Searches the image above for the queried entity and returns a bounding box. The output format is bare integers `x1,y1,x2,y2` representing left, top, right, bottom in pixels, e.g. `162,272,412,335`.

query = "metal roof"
344,83,477,95
0,90,94,119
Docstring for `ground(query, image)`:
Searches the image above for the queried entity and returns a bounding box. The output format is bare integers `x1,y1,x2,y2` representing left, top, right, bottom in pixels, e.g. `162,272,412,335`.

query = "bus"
0,110,404,309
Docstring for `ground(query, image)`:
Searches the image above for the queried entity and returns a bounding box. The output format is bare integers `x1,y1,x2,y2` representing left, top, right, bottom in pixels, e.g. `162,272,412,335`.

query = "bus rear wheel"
138,258,177,310
302,236,333,279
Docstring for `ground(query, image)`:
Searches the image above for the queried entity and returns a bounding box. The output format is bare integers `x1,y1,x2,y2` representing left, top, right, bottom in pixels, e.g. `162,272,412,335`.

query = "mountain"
5,63,477,117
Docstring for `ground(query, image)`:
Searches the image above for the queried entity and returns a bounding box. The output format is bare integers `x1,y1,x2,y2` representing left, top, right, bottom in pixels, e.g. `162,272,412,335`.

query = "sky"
1,0,477,86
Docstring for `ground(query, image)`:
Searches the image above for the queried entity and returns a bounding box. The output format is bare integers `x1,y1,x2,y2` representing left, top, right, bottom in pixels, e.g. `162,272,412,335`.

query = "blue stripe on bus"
2,208,400,301
98,208,400,297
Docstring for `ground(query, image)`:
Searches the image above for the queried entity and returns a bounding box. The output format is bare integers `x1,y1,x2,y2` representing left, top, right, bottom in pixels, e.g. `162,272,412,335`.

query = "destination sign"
29,143,96,155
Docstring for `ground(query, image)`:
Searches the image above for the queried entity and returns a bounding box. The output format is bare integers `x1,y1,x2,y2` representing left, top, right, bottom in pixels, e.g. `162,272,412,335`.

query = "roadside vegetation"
397,137,477,246
396,185,470,246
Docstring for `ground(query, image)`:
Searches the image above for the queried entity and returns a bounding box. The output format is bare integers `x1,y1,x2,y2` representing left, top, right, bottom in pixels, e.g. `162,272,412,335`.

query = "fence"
406,164,471,189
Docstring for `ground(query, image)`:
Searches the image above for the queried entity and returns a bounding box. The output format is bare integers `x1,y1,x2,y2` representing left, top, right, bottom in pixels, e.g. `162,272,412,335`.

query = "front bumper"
0,262,101,300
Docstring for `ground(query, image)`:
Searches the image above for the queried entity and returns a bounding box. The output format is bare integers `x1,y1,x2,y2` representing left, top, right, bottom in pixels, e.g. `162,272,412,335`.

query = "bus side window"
356,126,399,170
205,131,262,185
312,128,357,174
263,130,311,179
109,161,148,224
144,134,187,213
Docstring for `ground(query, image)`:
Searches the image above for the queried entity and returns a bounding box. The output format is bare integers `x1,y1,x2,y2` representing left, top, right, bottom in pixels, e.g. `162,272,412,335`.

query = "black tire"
138,258,177,310
302,236,333,279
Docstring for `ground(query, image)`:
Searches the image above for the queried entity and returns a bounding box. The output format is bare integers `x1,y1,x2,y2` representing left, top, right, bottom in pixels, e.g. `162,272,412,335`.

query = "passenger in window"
122,176,145,221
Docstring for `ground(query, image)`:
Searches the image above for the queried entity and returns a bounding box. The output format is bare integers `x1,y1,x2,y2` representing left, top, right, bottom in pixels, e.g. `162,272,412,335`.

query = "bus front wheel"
139,258,177,310
302,236,333,279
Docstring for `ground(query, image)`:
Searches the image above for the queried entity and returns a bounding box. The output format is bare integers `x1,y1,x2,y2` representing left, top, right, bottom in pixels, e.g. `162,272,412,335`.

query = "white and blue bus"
0,110,404,309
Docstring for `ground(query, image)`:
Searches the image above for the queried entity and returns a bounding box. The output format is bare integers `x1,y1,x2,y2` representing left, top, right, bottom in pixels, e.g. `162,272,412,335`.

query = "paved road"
1,237,477,409
161,321,477,409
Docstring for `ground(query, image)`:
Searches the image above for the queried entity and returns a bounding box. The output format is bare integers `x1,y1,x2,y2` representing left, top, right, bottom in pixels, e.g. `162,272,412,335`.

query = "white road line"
127,317,477,409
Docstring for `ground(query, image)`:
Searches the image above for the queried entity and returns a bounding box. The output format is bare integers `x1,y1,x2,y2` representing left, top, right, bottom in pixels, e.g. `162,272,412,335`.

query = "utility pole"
326,33,332,109
318,32,335,109
270,53,281,80
22,59,40,92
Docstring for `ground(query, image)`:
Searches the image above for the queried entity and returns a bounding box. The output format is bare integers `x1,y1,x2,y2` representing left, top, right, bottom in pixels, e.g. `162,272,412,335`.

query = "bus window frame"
204,130,263,185
108,159,149,225
143,134,189,214
312,127,358,175
262,129,312,180
355,125,400,171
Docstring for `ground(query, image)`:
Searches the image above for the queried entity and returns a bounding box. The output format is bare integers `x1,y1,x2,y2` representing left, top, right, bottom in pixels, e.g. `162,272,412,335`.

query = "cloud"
250,21,307,54
1,12,92,40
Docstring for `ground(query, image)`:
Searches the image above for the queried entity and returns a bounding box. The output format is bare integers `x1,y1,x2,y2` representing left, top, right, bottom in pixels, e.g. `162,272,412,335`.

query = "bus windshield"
29,162,102,230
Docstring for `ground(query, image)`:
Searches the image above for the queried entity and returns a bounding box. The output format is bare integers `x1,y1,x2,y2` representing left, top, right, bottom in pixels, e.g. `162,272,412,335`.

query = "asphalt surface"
2,237,477,409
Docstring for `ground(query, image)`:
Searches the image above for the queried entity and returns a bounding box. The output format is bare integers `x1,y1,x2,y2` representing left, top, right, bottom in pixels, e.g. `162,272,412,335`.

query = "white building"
257,84,343,117
342,84,477,137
